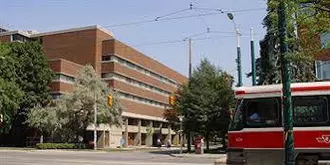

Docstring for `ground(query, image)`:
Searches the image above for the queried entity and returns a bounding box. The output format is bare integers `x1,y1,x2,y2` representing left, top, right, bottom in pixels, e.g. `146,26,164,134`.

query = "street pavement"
0,149,226,165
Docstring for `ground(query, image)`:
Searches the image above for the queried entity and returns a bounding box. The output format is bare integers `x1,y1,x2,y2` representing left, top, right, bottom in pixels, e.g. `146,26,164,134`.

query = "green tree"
26,65,123,142
9,41,54,108
164,59,235,151
251,0,330,84
25,105,64,143
0,78,23,134
0,41,54,145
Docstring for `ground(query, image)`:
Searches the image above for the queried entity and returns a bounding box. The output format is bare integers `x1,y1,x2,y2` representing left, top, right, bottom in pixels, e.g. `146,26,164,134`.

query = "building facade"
0,25,187,148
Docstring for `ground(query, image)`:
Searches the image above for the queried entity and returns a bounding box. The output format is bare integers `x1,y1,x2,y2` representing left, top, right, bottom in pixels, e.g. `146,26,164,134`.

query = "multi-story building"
315,32,330,80
0,25,187,147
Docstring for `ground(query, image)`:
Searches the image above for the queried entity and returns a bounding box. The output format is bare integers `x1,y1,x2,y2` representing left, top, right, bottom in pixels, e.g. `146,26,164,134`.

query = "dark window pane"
245,98,279,127
102,55,111,61
293,96,328,125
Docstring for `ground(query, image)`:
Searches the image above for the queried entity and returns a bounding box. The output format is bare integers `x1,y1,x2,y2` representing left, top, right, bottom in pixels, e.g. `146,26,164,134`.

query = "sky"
0,0,268,86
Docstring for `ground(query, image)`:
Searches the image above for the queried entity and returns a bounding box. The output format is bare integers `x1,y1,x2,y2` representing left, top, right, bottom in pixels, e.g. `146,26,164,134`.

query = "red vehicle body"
227,82,330,165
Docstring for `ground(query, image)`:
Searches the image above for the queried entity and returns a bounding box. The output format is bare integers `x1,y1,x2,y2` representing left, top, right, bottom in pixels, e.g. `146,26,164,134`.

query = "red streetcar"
227,82,330,165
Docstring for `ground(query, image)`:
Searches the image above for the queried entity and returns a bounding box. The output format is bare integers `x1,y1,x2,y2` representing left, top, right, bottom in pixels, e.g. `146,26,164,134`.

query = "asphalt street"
0,149,222,165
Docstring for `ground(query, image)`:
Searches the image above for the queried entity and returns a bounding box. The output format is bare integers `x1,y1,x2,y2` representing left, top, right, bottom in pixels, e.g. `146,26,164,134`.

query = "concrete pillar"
124,118,128,148
173,133,180,146
97,130,105,148
134,119,141,146
166,125,171,146
146,121,153,146
108,128,111,148
159,123,163,141
103,129,106,148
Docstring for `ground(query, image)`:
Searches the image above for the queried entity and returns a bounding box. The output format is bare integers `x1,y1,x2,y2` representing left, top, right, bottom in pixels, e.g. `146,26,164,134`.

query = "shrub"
36,143,87,149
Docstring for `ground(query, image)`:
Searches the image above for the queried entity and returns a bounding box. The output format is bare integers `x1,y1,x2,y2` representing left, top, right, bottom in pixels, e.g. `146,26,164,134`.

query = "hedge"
36,143,87,149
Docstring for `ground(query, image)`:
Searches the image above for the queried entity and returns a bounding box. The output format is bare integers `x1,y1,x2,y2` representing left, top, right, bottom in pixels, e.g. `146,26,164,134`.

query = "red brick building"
0,25,187,147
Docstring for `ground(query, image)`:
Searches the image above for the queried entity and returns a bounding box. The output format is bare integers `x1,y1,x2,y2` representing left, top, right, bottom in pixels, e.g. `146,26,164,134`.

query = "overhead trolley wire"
103,7,266,28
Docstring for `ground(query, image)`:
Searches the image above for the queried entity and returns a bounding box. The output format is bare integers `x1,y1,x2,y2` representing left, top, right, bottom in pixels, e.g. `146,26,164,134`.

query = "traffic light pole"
278,1,295,164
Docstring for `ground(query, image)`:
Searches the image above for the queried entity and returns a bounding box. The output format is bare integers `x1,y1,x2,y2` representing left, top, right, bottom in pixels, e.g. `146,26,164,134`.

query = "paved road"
0,149,223,165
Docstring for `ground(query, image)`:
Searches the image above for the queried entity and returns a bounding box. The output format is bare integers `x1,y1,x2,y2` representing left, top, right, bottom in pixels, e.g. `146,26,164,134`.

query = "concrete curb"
169,153,227,160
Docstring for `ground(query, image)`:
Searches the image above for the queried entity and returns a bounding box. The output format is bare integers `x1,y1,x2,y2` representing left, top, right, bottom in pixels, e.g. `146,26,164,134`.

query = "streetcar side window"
293,96,329,126
229,100,243,131
245,98,280,127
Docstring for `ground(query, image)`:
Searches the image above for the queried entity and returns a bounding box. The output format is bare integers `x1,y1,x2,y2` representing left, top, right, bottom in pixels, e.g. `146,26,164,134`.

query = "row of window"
51,90,168,110
53,73,75,84
102,55,179,88
51,93,62,100
11,34,32,42
118,91,168,109
102,72,171,97
230,96,330,130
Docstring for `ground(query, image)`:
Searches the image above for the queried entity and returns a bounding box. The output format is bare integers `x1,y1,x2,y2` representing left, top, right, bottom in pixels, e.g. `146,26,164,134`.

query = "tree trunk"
187,131,191,152
205,132,210,152
206,137,210,151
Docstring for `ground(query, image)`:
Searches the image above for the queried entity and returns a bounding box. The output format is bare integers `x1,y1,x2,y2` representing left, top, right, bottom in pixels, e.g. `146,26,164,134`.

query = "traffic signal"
107,94,113,107
0,114,3,123
169,95,175,106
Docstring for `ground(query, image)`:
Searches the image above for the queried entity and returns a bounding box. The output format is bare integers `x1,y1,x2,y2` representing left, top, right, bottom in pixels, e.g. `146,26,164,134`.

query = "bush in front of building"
36,143,87,149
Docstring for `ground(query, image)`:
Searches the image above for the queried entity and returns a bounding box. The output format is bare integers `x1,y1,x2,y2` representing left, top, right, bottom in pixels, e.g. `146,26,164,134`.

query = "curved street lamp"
227,13,242,87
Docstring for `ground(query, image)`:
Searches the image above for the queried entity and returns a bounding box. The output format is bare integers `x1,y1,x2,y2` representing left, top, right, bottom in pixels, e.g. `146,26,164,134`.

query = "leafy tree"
164,59,235,151
26,65,123,142
0,43,24,134
25,105,64,143
0,78,23,134
8,41,54,108
0,41,54,145
250,0,330,84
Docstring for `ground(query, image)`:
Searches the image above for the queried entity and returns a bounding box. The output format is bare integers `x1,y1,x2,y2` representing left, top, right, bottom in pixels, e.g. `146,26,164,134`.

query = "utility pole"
250,28,256,86
187,38,192,152
278,1,295,164
94,93,97,150
189,38,192,78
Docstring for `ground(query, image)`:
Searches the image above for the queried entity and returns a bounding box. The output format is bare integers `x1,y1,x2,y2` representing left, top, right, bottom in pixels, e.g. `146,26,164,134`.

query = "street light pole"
277,1,295,164
227,13,242,87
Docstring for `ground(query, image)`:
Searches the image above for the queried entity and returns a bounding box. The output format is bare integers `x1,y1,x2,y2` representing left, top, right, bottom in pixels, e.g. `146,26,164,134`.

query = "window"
51,93,62,100
293,96,329,125
102,55,111,61
315,60,330,80
12,34,30,42
102,55,179,87
245,98,280,127
321,32,330,49
54,73,75,83
229,100,244,131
